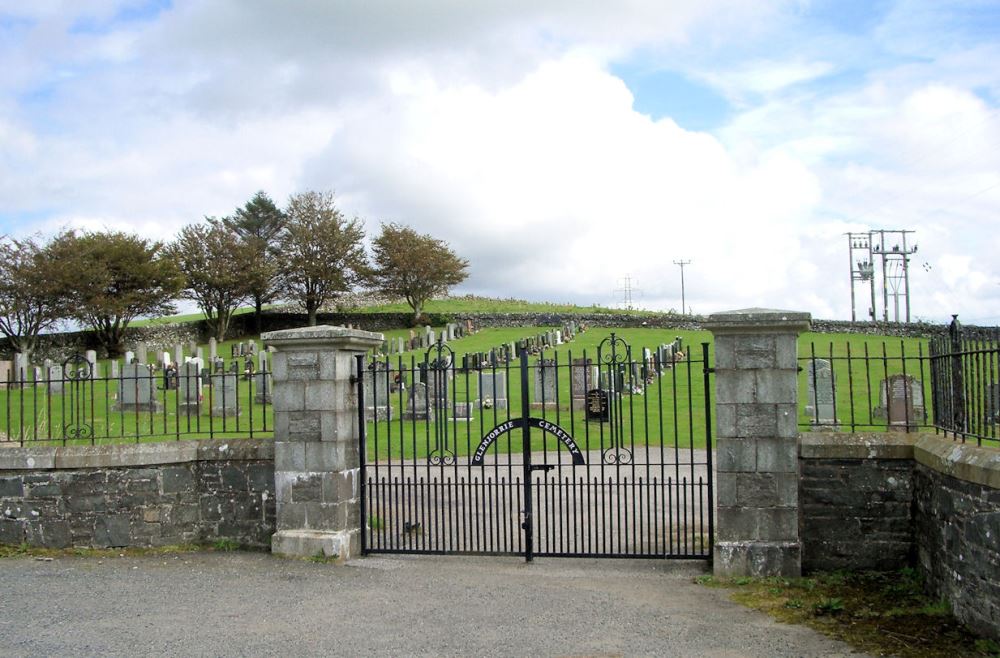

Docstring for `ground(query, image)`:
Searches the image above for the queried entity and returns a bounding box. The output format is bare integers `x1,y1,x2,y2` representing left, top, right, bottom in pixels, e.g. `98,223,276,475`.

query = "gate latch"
528,464,555,473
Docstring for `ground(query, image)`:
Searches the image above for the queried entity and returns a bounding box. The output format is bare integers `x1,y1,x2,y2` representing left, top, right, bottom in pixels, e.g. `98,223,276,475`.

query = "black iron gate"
357,334,714,560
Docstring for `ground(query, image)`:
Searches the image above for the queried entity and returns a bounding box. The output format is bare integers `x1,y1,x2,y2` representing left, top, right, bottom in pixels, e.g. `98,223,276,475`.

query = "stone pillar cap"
704,308,811,333
262,325,384,350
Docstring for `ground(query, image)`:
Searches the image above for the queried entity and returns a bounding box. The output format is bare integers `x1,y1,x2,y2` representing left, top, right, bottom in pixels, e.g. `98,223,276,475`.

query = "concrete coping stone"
704,308,811,334
799,432,916,460
262,325,384,352
915,434,1000,489
0,438,273,471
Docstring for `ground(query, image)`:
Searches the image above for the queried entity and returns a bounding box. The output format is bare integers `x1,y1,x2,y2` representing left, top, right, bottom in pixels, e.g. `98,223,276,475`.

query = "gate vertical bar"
520,348,533,562
701,342,714,562
357,354,368,555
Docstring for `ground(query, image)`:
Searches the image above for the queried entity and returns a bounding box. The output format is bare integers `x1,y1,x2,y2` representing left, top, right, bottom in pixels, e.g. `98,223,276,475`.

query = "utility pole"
848,229,916,323
673,260,691,315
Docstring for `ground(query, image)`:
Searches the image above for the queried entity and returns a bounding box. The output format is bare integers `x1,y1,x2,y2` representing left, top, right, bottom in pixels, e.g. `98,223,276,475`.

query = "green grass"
350,294,663,316
2,325,939,450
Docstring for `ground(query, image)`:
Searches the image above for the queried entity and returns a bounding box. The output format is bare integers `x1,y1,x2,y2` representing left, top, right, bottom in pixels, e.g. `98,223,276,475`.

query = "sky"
1,0,999,323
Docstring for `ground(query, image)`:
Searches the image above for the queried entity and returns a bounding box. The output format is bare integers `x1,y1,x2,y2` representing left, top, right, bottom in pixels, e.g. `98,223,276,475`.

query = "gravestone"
209,338,218,361
33,366,42,385
196,347,204,364
135,343,147,364
14,353,28,381
571,358,598,409
804,358,836,425
211,373,241,418
84,350,97,379
478,371,507,410
987,382,1000,424
47,365,64,394
363,369,391,420
162,351,171,367
214,357,225,373
585,388,609,422
402,382,431,420
874,374,925,428
178,361,202,415
249,340,256,355
0,360,11,388
253,371,272,405
532,359,558,407
115,363,161,412
188,339,197,355
174,344,184,365
110,360,120,379
124,350,135,364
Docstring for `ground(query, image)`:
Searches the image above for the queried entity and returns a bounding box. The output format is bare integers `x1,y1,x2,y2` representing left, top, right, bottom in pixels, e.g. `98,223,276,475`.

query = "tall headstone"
14,353,28,381
124,350,135,365
84,350,97,379
211,373,241,418
135,343,147,364
804,358,836,425
196,347,205,364
478,371,508,410
533,359,558,406
110,359,120,379
363,368,391,420
47,365,64,394
0,360,11,389
209,337,218,361
178,361,202,415
174,344,184,365
571,358,597,409
402,382,431,420
115,363,160,412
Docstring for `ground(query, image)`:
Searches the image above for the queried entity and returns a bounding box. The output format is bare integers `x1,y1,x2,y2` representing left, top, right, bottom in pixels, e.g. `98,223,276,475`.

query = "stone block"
285,352,320,381
275,442,306,472
322,470,356,504
0,519,26,544
321,410,355,443
715,369,757,405
733,335,775,369
759,507,799,541
287,412,322,441
735,404,778,438
735,473,777,507
302,501,349,532
161,466,195,495
271,382,305,412
716,507,759,541
716,437,756,472
755,437,798,473
271,528,358,562
94,515,131,548
752,370,798,405
712,335,736,369
290,473,323,504
0,476,24,498
715,541,801,578
715,404,736,439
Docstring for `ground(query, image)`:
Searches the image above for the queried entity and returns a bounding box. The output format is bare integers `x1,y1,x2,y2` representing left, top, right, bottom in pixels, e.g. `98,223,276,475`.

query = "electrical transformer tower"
846,229,917,323
846,232,876,322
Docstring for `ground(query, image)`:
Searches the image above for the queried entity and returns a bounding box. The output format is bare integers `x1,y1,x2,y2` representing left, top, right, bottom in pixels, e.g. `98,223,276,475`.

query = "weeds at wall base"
697,570,998,658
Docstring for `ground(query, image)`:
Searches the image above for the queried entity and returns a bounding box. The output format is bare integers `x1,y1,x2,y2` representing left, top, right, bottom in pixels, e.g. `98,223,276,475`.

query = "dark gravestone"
874,374,925,428
478,371,507,410
532,359,557,407
402,382,431,420
585,388,609,422
211,373,241,418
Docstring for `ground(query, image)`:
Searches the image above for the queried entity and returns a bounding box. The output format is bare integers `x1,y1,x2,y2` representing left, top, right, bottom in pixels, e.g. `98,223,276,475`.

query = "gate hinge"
703,367,716,374
528,464,555,473
349,375,359,385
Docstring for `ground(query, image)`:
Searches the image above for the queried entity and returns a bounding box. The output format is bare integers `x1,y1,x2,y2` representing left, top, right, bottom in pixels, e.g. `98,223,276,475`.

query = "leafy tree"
166,220,256,342
222,191,286,333
0,235,67,359
369,223,469,322
47,230,182,357
279,191,367,326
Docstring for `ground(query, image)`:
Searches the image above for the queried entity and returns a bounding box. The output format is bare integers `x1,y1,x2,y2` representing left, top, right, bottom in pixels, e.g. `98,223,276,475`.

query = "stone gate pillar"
705,308,810,577
262,326,383,561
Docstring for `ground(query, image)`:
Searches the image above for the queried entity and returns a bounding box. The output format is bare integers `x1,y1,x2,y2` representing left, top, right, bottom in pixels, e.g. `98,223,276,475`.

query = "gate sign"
471,418,585,466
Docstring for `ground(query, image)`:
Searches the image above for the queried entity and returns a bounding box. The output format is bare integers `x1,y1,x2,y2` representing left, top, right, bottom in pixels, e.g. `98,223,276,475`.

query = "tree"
47,230,183,357
279,191,367,326
166,220,256,342
0,235,67,359
222,191,286,333
369,223,469,322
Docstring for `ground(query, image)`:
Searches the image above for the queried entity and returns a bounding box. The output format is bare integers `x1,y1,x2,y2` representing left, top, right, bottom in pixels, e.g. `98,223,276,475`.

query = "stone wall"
914,438,1000,640
799,433,915,572
799,432,1000,640
0,440,274,549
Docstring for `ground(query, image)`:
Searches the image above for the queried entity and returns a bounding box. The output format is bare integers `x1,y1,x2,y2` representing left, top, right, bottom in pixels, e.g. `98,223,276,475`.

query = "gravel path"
0,552,864,657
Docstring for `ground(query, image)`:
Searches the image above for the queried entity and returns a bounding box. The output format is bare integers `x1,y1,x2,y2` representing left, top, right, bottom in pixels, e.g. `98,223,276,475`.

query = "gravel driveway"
0,552,863,657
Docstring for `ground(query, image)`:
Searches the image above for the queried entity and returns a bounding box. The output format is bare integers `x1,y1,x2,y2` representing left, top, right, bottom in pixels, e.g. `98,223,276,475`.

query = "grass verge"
698,569,1000,657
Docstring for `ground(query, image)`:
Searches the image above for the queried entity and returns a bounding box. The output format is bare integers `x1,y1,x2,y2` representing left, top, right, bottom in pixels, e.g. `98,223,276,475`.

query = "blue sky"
1,0,998,322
